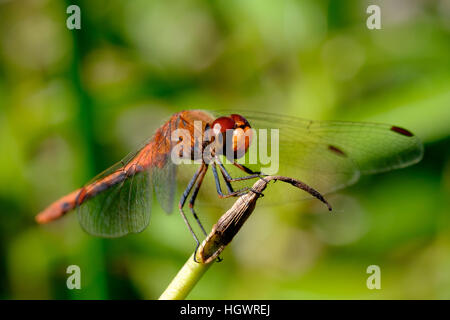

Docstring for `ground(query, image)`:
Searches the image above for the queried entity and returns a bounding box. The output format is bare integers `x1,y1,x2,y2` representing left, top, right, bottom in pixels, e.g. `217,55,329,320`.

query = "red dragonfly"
36,110,423,254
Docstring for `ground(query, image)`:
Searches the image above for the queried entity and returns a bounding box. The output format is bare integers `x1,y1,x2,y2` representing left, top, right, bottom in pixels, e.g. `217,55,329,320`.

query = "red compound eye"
212,116,235,133
230,114,250,128
211,114,253,160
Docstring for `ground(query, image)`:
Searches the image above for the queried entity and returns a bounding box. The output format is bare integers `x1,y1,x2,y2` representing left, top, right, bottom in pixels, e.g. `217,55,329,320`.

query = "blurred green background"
0,0,450,299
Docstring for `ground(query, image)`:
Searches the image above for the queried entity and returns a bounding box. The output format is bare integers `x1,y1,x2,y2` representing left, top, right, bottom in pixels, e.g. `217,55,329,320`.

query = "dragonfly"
36,110,423,257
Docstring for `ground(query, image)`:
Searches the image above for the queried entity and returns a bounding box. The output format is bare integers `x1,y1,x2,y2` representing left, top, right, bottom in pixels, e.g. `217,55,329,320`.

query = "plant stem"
158,175,331,300
158,253,214,300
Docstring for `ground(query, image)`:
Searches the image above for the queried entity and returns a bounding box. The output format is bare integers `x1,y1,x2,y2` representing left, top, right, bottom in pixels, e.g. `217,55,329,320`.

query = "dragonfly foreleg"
179,164,205,262
214,159,265,197
217,161,261,183
211,163,251,198
232,161,263,176
188,164,209,237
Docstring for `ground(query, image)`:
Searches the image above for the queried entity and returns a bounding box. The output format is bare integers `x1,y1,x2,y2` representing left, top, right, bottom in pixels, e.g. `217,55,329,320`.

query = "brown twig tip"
161,174,331,299
198,175,331,264
262,175,332,211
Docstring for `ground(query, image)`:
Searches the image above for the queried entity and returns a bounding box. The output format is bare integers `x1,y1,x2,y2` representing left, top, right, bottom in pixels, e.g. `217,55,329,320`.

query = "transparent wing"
210,110,423,200
77,170,152,238
150,115,178,214
75,113,185,237
75,141,156,238
152,152,176,214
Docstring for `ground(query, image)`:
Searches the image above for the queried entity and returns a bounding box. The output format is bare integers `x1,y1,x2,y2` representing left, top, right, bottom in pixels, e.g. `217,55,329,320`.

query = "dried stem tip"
197,175,331,264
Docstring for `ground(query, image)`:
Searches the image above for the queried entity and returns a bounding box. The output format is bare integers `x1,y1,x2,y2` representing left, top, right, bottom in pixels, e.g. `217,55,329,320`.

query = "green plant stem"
158,253,214,300
158,175,330,300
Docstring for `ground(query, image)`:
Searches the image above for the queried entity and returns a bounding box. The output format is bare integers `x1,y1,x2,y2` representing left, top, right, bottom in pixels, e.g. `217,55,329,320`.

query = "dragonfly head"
211,114,253,159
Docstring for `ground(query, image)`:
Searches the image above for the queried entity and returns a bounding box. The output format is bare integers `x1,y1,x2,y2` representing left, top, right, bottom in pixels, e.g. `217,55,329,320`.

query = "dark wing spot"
328,145,346,157
391,126,413,137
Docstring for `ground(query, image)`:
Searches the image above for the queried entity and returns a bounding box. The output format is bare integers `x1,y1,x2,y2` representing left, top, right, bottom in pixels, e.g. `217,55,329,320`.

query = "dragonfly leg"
188,164,209,237
215,159,265,197
218,165,235,194
179,164,205,262
232,161,264,176
211,163,251,198
214,158,268,192
216,158,261,182
232,161,269,183
217,163,264,197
